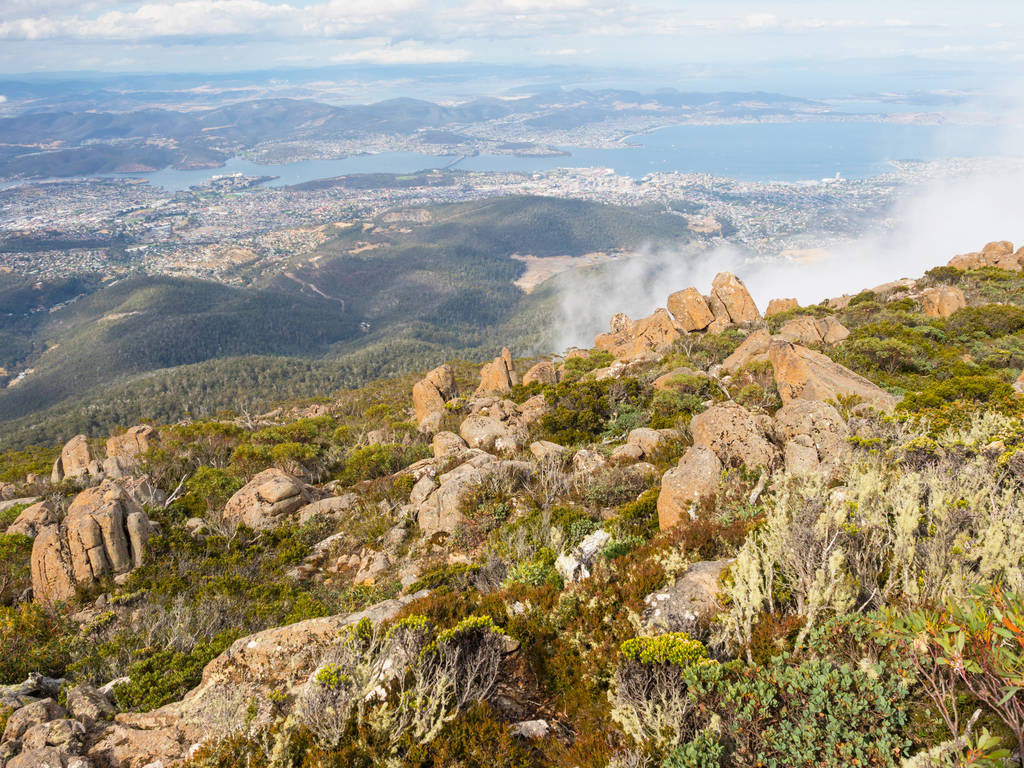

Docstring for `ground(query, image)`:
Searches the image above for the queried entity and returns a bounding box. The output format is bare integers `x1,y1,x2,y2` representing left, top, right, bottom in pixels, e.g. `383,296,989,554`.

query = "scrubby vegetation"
2,262,1024,767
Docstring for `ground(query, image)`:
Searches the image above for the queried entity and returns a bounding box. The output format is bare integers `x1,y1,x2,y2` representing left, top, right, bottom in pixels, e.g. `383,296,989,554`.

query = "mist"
553,110,1024,353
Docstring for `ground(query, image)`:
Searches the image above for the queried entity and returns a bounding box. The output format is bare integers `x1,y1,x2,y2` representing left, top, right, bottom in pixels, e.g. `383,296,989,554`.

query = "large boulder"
105,425,156,465
721,328,771,373
764,298,798,317
6,500,57,538
710,272,761,326
641,559,733,637
771,399,850,465
460,414,518,453
50,435,94,485
432,431,468,458
690,401,777,469
475,348,517,395
31,480,155,604
522,360,558,386
777,316,849,346
595,309,680,361
769,340,898,412
667,287,714,332
657,447,722,530
412,363,458,430
221,469,313,530
919,285,967,318
948,241,1021,271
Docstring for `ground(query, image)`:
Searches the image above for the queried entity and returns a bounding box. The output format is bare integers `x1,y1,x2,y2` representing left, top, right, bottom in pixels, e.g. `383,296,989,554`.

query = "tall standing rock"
710,272,762,326
769,339,897,412
412,363,458,430
475,348,518,395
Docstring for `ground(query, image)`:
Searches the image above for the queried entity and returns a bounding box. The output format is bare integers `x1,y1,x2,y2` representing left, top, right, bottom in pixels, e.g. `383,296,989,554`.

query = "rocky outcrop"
657,447,722,530
50,435,97,485
460,414,517,453
667,287,714,332
948,240,1021,271
721,328,771,373
764,298,798,317
522,360,558,386
432,430,468,458
919,285,967,318
412,363,458,431
772,399,850,468
221,468,314,530
31,480,155,605
594,309,680,361
103,425,157,478
6,500,57,539
710,271,761,327
641,559,733,637
769,339,898,412
776,316,849,346
475,348,517,395
690,401,777,468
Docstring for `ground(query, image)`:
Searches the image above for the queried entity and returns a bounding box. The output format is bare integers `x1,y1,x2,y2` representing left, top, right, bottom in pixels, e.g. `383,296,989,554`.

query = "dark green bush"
899,375,1015,411
943,304,1024,337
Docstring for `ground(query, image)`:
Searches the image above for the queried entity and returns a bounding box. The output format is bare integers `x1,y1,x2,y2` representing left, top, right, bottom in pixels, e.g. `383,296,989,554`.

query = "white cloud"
332,41,470,64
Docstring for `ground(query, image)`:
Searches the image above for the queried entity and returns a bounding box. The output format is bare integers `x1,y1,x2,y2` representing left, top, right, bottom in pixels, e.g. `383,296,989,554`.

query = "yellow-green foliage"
619,633,707,667
721,412,1024,656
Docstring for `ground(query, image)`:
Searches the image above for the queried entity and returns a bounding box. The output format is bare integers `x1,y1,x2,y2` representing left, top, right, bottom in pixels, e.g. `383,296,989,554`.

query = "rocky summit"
2,242,1024,768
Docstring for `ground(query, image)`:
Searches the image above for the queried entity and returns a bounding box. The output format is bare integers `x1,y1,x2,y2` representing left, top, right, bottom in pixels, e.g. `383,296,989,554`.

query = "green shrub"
899,375,1015,411
0,603,72,681
336,443,431,486
620,632,708,666
609,487,660,540
925,265,963,284
540,377,649,445
112,631,237,711
944,304,1024,337
0,532,33,605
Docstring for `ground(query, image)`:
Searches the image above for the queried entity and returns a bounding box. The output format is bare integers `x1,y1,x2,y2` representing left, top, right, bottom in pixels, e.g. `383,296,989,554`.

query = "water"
107,121,1006,192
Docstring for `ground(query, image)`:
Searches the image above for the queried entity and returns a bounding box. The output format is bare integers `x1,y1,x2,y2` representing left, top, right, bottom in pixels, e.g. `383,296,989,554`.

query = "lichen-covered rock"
221,468,313,529
641,559,733,637
652,366,700,391
769,339,897,412
105,425,157,468
772,399,849,464
432,431,468,458
657,446,722,530
690,401,777,468
595,309,680,361
666,287,714,332
784,435,820,475
948,241,1020,271
460,414,518,452
777,316,849,346
555,529,611,583
529,441,567,461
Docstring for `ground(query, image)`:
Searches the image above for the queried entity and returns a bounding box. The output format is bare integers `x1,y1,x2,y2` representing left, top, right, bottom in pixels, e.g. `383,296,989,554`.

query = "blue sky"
0,0,1021,83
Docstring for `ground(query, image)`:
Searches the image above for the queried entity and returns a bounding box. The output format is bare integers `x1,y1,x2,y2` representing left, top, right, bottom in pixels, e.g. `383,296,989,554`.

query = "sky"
0,0,1022,85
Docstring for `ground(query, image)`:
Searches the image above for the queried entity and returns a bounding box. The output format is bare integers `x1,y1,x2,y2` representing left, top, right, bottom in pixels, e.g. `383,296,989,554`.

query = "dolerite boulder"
657,447,722,530
50,435,95,485
769,339,898,412
919,285,967,318
641,559,733,637
776,316,849,346
690,401,777,468
412,363,458,430
1015,370,1024,395
31,480,155,605
594,309,680,361
6,500,57,538
475,348,517,395
666,287,714,332
103,425,157,478
764,298,798,317
522,360,558,386
221,469,314,530
771,399,849,468
710,271,762,327
721,328,771,373
948,240,1022,271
